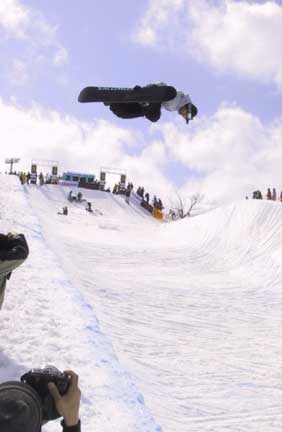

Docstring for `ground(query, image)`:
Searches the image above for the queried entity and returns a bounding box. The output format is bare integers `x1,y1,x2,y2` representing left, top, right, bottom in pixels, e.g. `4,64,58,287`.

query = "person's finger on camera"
48,382,61,403
64,370,79,389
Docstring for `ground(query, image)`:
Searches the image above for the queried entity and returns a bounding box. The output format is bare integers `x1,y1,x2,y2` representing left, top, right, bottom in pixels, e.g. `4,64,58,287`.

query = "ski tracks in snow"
4,178,282,431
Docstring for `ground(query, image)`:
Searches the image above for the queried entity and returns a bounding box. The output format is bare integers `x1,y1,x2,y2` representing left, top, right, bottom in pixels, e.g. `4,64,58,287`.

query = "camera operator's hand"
48,370,81,427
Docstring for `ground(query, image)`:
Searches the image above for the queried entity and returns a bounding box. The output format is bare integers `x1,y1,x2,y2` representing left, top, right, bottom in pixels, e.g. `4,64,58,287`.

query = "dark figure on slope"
267,188,272,200
86,202,93,212
58,206,68,216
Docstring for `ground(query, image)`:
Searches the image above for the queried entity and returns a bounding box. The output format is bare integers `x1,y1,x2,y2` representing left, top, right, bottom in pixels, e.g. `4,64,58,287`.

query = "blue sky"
0,0,282,203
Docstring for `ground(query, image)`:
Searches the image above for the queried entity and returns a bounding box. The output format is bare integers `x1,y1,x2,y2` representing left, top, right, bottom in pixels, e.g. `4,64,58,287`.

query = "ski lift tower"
5,158,20,174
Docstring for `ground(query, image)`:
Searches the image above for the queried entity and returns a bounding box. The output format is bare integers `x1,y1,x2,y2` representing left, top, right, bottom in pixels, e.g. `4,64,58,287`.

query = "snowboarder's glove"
0,233,29,261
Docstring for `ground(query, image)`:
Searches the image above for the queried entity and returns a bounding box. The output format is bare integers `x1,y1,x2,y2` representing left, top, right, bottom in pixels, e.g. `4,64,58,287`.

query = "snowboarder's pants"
110,103,161,122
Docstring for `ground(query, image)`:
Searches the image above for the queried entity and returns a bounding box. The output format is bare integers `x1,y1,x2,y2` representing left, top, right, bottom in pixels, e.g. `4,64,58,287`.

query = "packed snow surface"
1,174,282,431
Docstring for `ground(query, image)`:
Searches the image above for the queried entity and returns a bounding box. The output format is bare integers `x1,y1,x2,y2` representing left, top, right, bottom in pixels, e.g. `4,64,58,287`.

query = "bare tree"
170,192,203,219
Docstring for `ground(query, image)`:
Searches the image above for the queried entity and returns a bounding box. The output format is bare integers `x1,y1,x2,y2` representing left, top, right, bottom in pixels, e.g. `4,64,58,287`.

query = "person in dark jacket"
109,83,198,124
0,370,81,432
0,233,29,310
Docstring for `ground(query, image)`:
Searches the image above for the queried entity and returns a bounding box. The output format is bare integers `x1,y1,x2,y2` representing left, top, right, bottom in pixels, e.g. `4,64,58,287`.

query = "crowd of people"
136,185,164,210
17,171,54,185
251,188,282,201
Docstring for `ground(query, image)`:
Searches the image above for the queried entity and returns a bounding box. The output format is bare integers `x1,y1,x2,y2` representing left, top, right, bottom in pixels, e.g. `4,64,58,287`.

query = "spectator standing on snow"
86,202,93,212
272,188,277,201
267,188,272,200
39,172,44,186
157,198,164,210
253,190,262,199
145,192,150,203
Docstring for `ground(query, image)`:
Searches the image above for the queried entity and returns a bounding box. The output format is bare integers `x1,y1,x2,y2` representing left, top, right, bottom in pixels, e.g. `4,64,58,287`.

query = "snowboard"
78,85,177,104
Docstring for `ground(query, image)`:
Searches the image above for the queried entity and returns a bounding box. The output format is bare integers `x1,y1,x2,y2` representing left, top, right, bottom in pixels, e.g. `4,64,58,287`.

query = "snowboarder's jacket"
0,233,29,309
110,82,197,123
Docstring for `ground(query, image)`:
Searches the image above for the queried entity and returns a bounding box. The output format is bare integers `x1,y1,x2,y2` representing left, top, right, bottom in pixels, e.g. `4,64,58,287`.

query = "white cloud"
153,104,282,203
9,59,29,86
0,99,171,198
189,0,282,87
1,98,282,206
0,0,68,88
0,0,30,38
0,0,63,51
134,0,282,87
53,47,69,66
134,0,184,46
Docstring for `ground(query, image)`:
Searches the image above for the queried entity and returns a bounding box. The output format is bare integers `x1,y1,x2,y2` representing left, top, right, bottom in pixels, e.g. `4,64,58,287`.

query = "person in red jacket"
0,370,81,432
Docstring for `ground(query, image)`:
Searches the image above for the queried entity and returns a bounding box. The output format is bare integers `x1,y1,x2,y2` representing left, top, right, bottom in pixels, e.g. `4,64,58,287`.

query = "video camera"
20,366,72,421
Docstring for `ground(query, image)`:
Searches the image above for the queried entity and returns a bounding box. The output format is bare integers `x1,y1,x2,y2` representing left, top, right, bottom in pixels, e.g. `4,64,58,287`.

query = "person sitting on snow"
58,206,68,216
68,191,74,202
109,83,198,124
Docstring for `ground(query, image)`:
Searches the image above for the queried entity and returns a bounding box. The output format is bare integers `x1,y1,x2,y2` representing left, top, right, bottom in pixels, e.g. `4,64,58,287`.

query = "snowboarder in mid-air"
78,83,198,124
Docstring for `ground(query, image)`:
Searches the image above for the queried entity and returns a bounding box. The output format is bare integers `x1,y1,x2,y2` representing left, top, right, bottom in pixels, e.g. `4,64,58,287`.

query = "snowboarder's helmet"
179,103,198,123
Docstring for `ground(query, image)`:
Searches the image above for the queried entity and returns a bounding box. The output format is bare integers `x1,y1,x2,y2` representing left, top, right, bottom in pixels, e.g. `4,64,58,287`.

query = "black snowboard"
78,85,177,104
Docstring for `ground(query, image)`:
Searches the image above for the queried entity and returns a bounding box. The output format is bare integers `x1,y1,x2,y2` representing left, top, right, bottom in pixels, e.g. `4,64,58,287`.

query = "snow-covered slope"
0,175,161,432
2,174,282,432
